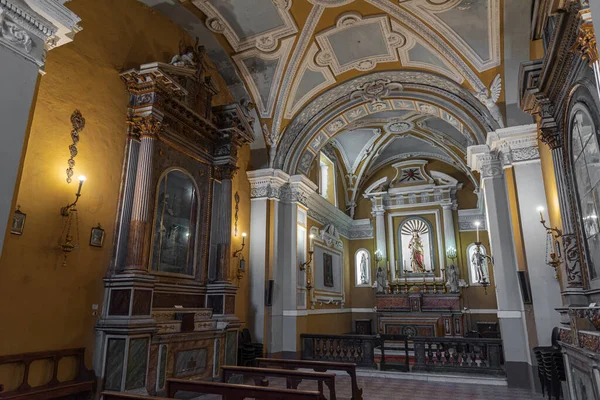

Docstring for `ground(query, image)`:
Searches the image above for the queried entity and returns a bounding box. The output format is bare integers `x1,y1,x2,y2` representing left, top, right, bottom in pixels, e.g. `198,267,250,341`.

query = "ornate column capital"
247,169,290,200
467,145,504,179
571,7,598,66
126,115,162,139
0,0,81,69
486,124,540,166
282,174,318,206
213,164,238,181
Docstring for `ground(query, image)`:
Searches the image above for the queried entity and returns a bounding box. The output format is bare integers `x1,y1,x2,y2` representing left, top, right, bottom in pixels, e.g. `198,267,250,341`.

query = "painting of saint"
323,253,334,287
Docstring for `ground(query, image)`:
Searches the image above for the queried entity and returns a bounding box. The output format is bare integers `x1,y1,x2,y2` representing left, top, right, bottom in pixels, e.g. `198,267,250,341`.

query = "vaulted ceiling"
152,0,531,213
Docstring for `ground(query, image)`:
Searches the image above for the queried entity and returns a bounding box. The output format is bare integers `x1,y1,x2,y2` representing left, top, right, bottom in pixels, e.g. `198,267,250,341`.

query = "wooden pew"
0,348,95,400
222,365,336,399
167,378,322,399
255,358,363,400
102,393,171,400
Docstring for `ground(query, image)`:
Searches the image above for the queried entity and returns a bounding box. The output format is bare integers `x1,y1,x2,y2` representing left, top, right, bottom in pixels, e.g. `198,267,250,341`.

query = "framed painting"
323,253,334,287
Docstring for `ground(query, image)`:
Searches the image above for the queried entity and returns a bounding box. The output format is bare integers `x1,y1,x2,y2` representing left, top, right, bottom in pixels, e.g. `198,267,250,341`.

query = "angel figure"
170,38,208,70
474,74,505,129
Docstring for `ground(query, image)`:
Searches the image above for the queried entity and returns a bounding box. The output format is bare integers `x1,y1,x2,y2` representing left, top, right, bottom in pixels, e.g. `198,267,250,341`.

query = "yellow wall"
0,0,237,378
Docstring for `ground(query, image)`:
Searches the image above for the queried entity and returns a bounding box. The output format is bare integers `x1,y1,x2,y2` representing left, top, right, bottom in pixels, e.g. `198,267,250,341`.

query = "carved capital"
213,164,238,181
539,125,562,149
127,115,162,139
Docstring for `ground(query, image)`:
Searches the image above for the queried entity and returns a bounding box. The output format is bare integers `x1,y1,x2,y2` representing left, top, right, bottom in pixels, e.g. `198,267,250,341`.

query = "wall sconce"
374,249,383,265
233,232,247,285
446,246,457,262
538,206,562,276
60,176,86,266
299,234,315,291
61,176,86,216
537,206,563,238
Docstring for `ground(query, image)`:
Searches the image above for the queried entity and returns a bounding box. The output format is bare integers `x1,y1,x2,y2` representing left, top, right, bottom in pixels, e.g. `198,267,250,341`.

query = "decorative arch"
274,70,499,175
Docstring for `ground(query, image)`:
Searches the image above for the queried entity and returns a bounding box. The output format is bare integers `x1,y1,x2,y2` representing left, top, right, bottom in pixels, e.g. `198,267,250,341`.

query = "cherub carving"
474,74,504,129
170,38,208,69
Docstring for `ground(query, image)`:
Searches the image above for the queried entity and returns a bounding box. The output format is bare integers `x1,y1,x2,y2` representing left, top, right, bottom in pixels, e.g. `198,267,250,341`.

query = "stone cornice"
486,124,540,166
247,169,290,200
0,0,81,69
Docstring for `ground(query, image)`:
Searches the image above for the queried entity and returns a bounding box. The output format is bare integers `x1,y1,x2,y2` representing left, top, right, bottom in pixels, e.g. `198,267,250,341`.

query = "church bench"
102,393,171,400
255,358,363,400
0,348,95,400
222,365,336,399
167,378,322,399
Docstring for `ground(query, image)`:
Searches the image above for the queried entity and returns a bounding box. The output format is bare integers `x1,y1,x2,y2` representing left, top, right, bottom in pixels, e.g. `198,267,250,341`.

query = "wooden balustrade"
300,334,378,368
0,348,95,400
412,337,503,374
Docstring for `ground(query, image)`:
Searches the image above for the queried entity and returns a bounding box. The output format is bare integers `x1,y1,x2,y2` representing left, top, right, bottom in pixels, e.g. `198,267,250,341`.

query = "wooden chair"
167,379,321,399
222,365,336,399
0,348,95,400
255,358,363,400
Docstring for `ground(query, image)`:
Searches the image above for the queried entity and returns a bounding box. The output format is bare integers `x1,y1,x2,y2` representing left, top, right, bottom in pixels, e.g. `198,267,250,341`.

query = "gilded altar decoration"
571,17,598,66
66,110,86,184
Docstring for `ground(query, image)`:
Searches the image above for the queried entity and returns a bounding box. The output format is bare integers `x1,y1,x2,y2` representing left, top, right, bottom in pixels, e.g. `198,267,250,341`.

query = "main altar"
363,160,489,338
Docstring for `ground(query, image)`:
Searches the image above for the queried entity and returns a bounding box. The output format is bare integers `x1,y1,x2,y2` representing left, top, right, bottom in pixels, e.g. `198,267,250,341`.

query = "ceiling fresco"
172,0,514,215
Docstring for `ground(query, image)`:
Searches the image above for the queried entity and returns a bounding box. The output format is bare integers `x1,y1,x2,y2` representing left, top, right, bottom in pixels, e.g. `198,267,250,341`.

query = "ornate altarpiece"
364,160,464,337
94,57,253,394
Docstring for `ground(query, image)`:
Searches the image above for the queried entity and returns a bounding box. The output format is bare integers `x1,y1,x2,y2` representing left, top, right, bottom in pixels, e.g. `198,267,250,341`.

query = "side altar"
376,287,462,337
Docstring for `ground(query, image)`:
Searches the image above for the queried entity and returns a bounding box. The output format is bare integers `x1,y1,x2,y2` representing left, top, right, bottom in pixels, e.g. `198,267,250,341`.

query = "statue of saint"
471,248,487,283
359,253,368,284
409,231,426,273
446,264,459,293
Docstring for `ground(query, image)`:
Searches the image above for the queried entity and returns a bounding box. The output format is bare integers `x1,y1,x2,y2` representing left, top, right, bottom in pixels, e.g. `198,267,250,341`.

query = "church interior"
1,0,600,399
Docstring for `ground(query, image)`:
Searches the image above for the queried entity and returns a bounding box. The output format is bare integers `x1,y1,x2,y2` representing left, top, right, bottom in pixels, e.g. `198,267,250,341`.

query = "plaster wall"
0,0,238,387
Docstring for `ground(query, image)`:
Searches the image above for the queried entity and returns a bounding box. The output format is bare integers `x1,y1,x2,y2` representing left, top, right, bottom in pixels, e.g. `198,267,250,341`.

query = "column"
124,118,160,272
246,169,288,346
0,1,80,256
208,164,237,282
371,198,387,260
469,146,532,389
441,203,457,253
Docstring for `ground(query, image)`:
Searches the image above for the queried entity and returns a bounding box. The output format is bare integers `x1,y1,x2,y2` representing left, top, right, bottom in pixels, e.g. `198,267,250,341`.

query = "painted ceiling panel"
292,69,328,109
335,129,377,166
375,136,446,165
328,22,389,66
206,0,284,39
242,57,279,107
435,0,492,64
408,43,454,75
423,118,468,146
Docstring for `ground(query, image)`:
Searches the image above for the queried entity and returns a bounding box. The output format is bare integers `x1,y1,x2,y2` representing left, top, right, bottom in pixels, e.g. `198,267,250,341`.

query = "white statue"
474,74,505,128
471,248,487,283
359,253,368,284
170,39,207,69
446,264,460,293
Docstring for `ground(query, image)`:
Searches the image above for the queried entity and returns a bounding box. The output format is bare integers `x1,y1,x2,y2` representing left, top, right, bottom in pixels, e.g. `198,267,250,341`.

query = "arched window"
466,243,489,285
571,103,600,279
151,169,199,276
319,152,337,206
355,249,371,286
398,217,435,275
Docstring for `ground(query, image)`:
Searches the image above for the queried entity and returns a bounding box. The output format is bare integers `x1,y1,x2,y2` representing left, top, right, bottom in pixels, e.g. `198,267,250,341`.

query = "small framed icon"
90,224,105,247
10,206,26,235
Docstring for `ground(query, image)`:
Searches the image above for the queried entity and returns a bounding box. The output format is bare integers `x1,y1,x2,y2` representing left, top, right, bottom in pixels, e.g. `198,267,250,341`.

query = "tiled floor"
184,373,545,399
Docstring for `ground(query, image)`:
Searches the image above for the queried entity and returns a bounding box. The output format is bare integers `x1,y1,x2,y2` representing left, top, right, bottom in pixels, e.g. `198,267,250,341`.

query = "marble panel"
225,295,235,314
109,289,131,316
104,338,126,391
225,331,237,366
152,292,204,308
207,295,224,315
158,344,167,390
132,289,152,316
126,338,148,390
175,348,207,377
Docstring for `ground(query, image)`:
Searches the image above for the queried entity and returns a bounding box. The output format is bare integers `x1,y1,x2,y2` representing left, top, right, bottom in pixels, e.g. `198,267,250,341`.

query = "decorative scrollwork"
126,115,162,138
571,18,598,66
66,110,86,184
0,12,32,54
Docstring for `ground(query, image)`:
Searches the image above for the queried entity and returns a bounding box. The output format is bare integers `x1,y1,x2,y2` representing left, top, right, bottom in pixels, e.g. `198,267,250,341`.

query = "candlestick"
475,221,480,242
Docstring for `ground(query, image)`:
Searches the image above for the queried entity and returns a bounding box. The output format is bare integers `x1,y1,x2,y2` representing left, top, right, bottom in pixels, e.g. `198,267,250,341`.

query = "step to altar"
354,368,508,386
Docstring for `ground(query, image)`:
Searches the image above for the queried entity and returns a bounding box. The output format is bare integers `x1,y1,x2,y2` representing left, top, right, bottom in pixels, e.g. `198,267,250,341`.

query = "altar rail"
412,337,504,375
301,334,504,375
300,334,378,368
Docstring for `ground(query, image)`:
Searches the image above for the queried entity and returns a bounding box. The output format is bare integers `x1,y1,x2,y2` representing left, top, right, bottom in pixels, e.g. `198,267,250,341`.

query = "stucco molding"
0,0,80,68
486,124,540,166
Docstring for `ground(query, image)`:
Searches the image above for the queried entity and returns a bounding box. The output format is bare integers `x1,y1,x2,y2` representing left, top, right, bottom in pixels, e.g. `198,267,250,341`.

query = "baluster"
342,340,348,361
444,345,450,366
356,340,364,363
452,343,460,366
349,342,356,361
335,339,341,360
461,343,468,367
329,339,334,359
427,343,434,365
436,343,443,366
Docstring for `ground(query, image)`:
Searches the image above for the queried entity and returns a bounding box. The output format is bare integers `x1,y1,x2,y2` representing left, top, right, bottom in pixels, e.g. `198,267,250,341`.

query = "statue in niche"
409,231,426,273
471,248,487,283
376,267,386,293
359,252,368,284
446,264,460,293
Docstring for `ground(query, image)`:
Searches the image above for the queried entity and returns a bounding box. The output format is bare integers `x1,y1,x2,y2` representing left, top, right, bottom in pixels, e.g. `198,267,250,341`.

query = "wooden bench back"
102,392,171,400
255,358,362,400
167,378,322,399
222,366,336,399
0,348,94,400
